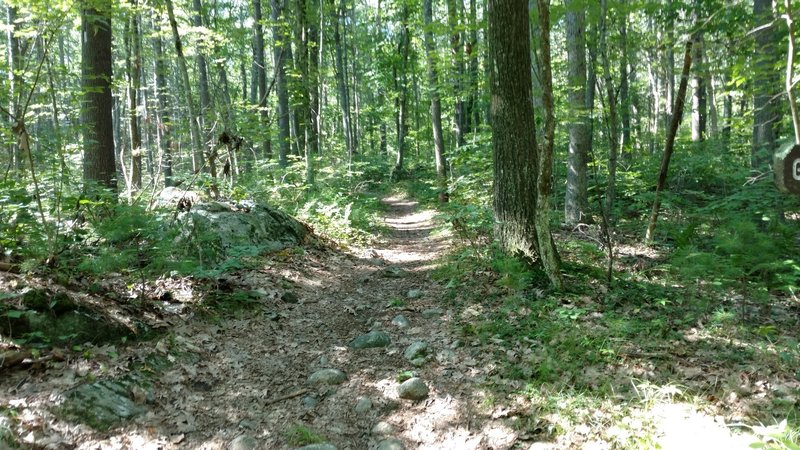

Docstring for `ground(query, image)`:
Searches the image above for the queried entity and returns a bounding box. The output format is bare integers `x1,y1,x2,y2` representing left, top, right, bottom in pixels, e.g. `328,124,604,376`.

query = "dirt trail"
0,196,515,449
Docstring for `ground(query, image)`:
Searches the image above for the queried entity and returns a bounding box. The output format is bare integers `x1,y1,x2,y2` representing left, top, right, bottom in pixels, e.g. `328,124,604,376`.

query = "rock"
302,396,318,409
391,315,410,328
238,419,257,430
403,341,429,362
60,379,148,430
371,421,395,436
421,308,444,319
397,378,429,401
282,291,299,303
406,289,423,299
308,369,347,385
228,435,258,450
380,267,408,278
156,187,201,209
355,397,373,413
350,331,391,349
176,201,311,262
296,444,337,450
376,438,406,450
435,349,456,364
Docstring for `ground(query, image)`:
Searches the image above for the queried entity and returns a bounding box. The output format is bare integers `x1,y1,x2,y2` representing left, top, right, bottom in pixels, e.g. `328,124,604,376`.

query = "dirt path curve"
1,195,517,450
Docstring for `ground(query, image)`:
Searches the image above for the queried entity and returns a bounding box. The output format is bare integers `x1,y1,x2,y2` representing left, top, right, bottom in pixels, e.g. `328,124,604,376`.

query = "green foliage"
751,420,800,450
284,424,326,446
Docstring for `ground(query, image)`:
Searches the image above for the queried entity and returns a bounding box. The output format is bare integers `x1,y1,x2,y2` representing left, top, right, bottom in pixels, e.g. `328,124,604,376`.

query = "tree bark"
81,0,116,191
152,28,173,187
332,0,354,160
272,0,290,167
488,0,561,288
752,0,780,167
599,0,619,218
424,0,448,202
447,0,465,147
125,5,143,190
564,0,589,225
690,3,706,143
645,40,693,242
165,0,204,172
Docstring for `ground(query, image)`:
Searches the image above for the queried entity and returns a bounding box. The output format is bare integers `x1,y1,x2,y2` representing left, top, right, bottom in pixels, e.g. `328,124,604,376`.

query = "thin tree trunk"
272,0,290,167
691,4,706,143
564,0,589,225
424,0,448,201
165,0,204,172
125,6,143,190
333,0,354,159
752,0,779,167
645,39,693,242
447,0,465,147
152,28,173,187
599,0,619,218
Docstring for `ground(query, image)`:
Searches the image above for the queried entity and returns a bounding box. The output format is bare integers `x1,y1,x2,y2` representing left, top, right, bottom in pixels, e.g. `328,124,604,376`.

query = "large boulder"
177,201,312,260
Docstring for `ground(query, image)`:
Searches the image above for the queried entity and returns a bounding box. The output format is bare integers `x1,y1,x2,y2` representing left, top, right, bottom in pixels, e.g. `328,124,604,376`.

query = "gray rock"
60,379,147,430
391,315,410,328
421,308,444,319
435,349,456,364
302,396,318,409
376,438,406,450
371,421,395,436
228,435,258,450
397,378,429,401
296,444,337,450
282,291,299,303
355,397,373,413
380,267,408,278
176,202,311,262
403,341,429,361
238,419,257,430
406,289,423,299
350,331,391,349
308,369,347,385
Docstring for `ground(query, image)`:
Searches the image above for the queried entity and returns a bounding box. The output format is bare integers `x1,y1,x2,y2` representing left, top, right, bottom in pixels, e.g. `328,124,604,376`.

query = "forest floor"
0,194,780,449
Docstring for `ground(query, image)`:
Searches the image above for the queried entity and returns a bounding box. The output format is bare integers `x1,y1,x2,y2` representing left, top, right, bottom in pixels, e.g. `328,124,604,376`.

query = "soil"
0,195,759,450
0,196,517,449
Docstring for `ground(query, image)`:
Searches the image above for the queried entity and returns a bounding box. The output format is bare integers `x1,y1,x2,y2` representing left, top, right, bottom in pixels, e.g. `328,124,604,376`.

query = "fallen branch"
265,388,308,406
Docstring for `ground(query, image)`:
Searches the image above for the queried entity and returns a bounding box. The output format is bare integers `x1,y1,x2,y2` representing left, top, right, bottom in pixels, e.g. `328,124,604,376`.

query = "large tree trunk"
165,0,204,173
752,0,780,167
488,0,561,288
272,0,290,167
81,0,116,191
424,0,448,202
564,0,589,225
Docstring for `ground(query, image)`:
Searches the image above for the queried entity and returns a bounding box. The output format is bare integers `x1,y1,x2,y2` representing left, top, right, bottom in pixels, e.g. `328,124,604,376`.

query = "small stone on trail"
391,315,410,328
355,397,373,413
228,434,258,450
381,267,408,278
281,291,299,303
302,395,318,409
308,369,348,385
421,308,444,319
371,421,395,436
350,331,391,349
397,377,429,401
404,341,429,362
376,438,406,450
406,289,423,299
296,444,337,450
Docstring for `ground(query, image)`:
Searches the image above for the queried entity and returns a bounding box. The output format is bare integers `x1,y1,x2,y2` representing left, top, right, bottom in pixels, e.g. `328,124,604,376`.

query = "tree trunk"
424,0,448,201
272,0,290,167
564,0,589,225
81,0,116,191
7,5,21,174
488,0,561,288
252,0,271,160
125,6,143,191
394,12,410,172
165,0,204,172
690,4,706,143
752,0,780,167
619,19,631,156
599,0,619,218
645,39,693,242
332,0,354,160
308,0,321,155
152,28,173,187
447,0,465,147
